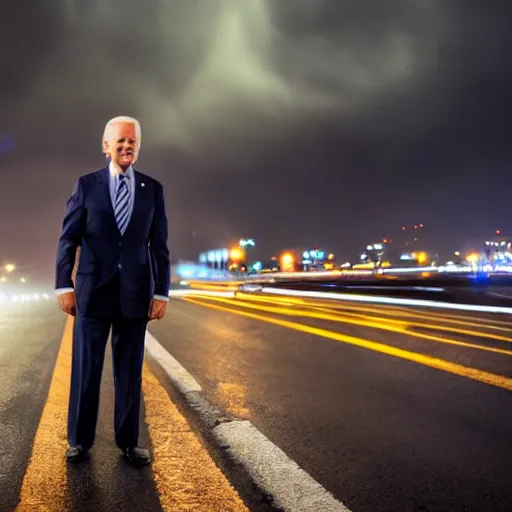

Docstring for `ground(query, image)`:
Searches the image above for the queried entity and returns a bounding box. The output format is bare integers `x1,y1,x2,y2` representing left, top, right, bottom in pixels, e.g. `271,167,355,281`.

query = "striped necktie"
114,174,130,235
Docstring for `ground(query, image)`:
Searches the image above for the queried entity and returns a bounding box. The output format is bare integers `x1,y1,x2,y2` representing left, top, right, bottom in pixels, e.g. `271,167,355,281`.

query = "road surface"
1,291,511,511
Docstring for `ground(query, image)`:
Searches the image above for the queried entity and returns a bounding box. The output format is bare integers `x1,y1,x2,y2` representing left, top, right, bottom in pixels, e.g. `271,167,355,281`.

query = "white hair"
102,116,142,151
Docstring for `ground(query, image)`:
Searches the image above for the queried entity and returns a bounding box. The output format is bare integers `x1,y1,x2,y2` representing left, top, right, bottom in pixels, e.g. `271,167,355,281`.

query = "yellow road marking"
312,303,512,334
306,305,512,345
371,302,512,327
15,316,73,512
246,292,512,344
236,292,512,332
185,297,512,392
143,363,248,511
16,315,248,511
189,283,239,292
193,294,512,357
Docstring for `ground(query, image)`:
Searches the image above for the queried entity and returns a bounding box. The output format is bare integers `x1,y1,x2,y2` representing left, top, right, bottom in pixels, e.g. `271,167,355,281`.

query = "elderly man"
55,116,170,467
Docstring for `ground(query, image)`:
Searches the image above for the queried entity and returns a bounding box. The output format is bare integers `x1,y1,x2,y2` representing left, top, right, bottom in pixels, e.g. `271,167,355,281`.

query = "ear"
102,139,110,157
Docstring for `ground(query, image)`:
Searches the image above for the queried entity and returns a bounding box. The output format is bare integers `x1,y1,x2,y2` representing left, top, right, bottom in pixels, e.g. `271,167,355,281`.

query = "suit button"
118,264,122,270
119,241,122,247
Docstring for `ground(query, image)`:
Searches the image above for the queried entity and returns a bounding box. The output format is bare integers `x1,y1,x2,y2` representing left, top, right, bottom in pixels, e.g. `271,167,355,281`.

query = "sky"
1,0,511,278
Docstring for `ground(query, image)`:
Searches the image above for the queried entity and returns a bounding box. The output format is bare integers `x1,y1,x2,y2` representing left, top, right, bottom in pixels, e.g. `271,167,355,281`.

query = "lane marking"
142,363,249,511
144,334,351,512
14,313,257,511
261,287,512,315
169,289,235,298
236,292,512,332
145,331,202,393
15,316,73,512
184,298,512,392
171,287,512,327
364,302,512,327
487,291,512,300
304,305,512,346
213,421,351,512
190,295,512,357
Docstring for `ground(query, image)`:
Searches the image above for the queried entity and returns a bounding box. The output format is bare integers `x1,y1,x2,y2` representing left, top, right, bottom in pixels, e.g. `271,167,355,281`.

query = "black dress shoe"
66,445,88,461
123,447,151,467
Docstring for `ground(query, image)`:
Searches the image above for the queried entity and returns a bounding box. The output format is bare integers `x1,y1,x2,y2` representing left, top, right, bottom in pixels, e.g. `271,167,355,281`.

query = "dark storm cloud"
1,1,511,272
1,1,448,148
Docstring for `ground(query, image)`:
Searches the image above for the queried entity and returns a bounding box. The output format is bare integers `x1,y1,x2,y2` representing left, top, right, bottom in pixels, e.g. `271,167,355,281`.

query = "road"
1,290,511,511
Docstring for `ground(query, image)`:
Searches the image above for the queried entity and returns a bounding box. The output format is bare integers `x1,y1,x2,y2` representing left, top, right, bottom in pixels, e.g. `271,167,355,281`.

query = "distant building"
355,233,437,269
354,239,393,269
484,235,512,269
300,247,335,271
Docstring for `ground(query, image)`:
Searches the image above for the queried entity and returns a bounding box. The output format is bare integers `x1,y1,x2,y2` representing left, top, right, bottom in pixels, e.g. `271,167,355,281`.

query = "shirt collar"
108,160,133,179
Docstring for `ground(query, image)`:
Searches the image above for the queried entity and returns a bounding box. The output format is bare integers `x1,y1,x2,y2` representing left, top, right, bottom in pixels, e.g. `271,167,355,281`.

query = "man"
55,116,170,467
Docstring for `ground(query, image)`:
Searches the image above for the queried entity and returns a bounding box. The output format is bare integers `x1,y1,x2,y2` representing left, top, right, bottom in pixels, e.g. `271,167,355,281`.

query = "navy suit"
55,165,170,451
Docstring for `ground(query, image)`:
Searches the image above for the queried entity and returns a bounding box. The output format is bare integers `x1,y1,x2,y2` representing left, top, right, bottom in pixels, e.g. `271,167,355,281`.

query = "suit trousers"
67,275,148,451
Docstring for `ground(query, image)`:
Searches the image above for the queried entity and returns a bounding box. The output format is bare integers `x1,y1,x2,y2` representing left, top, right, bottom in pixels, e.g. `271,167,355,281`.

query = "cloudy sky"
1,0,511,277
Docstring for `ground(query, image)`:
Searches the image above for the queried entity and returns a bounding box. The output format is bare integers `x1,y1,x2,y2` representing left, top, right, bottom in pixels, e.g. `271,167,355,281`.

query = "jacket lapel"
127,170,143,233
96,166,115,216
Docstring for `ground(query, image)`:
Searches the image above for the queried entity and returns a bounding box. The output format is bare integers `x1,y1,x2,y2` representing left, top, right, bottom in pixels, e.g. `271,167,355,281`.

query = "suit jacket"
55,166,170,318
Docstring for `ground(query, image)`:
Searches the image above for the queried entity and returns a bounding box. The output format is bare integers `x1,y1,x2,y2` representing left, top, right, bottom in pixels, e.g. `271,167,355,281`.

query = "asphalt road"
1,292,511,511
0,300,64,512
151,292,512,512
0,300,251,512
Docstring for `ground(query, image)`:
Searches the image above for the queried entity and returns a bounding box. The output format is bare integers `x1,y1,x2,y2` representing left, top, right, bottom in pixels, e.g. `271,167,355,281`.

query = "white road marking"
486,291,512,300
146,331,352,512
214,421,351,512
262,287,512,315
145,331,202,393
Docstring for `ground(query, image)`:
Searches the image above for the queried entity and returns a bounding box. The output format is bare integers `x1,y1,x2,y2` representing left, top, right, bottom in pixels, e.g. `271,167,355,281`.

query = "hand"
57,291,76,316
149,298,167,321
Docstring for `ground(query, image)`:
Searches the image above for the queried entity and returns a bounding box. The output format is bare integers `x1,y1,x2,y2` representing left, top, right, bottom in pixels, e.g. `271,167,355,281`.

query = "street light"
466,253,479,264
417,252,428,264
230,248,243,261
4,263,15,273
280,252,295,272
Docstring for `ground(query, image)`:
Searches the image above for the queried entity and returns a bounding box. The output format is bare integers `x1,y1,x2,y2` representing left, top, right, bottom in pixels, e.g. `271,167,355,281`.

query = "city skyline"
195,224,512,268
2,222,511,280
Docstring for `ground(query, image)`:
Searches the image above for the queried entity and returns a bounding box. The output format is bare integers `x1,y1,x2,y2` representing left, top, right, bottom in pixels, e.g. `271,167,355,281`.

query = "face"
103,122,138,169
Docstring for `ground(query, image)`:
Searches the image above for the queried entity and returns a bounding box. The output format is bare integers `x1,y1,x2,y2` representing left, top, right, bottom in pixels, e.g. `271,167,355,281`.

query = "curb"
145,331,351,512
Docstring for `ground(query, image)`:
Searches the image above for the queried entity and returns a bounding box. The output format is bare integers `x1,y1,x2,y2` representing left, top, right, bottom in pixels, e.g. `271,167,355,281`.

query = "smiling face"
103,121,139,170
